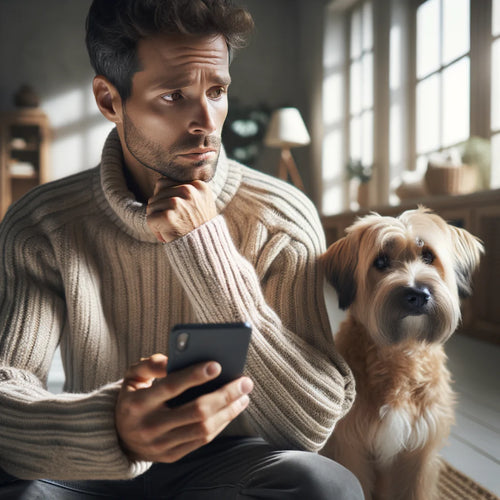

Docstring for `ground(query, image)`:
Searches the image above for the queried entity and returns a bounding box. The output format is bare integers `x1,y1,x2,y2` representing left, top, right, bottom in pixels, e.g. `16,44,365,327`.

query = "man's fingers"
116,362,254,463
135,374,253,443
147,183,199,215
158,361,222,403
152,375,253,435
126,361,221,411
123,354,168,391
153,177,179,196
152,396,250,463
145,380,252,462
162,392,251,448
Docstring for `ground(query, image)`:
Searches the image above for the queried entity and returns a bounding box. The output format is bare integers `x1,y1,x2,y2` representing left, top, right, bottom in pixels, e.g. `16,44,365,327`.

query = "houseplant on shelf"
347,158,373,209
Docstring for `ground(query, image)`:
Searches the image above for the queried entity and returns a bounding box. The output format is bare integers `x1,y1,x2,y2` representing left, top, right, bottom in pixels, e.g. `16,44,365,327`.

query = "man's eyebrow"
215,75,232,86
151,74,232,90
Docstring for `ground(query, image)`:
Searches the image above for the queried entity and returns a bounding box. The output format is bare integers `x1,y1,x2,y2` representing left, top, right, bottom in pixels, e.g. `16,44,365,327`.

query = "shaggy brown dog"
320,207,483,500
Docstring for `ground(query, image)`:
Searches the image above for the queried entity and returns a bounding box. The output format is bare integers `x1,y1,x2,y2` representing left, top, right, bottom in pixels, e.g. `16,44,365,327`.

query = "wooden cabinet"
321,189,500,344
0,109,50,218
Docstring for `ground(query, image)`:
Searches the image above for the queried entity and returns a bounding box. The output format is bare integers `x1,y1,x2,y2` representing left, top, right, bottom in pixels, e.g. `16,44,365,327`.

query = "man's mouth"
179,149,217,162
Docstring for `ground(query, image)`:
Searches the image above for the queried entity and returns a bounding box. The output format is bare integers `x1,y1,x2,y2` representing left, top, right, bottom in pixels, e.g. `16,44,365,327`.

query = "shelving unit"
0,108,50,218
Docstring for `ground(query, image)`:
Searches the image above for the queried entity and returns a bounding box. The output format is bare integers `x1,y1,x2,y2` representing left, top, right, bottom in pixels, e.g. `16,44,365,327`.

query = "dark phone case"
166,322,252,407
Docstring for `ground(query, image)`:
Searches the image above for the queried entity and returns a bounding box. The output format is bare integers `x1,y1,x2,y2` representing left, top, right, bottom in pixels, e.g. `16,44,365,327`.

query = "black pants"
0,437,363,499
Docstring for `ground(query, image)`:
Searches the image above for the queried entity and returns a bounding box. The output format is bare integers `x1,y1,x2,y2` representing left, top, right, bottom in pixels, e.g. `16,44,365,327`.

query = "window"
321,0,496,215
415,0,470,172
322,6,347,215
322,1,374,214
349,2,374,171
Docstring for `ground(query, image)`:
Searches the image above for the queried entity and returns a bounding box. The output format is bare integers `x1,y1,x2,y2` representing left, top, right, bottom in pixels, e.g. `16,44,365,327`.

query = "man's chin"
159,162,216,184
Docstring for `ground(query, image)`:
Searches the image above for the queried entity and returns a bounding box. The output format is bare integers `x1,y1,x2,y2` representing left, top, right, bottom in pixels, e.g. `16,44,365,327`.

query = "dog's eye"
373,254,390,271
422,249,435,265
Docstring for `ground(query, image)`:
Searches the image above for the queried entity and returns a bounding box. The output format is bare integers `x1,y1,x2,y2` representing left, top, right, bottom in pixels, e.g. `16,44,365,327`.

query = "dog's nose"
403,286,431,313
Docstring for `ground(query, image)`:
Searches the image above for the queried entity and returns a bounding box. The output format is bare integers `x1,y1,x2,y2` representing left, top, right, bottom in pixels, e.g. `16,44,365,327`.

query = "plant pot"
357,182,370,209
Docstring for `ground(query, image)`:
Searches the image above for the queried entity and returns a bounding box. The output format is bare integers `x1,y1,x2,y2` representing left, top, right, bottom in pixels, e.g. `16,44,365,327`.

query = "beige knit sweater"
0,129,354,481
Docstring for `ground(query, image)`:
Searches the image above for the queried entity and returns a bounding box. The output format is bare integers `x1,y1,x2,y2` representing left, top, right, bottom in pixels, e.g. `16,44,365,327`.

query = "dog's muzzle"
401,286,431,315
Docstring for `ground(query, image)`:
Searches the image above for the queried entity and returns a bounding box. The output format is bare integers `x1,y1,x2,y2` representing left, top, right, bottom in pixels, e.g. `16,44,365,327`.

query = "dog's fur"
320,207,483,500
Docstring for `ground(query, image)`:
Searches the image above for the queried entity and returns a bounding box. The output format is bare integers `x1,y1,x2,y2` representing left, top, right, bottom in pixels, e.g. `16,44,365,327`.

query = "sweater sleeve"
0,205,150,480
164,211,355,452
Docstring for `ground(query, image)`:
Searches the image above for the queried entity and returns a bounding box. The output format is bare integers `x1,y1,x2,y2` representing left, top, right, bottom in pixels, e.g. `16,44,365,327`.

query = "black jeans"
0,437,363,499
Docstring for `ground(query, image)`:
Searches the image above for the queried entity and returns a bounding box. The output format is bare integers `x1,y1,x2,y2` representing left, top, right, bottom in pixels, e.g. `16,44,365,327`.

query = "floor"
46,331,500,497
440,332,500,497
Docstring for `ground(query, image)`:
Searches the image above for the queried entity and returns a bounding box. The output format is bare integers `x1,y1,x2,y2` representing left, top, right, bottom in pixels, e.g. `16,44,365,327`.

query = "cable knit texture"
0,129,354,481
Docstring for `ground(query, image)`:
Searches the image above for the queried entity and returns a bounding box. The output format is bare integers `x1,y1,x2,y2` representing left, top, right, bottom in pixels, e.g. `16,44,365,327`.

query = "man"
0,0,361,498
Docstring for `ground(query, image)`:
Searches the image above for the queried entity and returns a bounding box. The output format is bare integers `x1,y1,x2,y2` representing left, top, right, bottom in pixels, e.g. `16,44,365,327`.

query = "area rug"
439,461,499,500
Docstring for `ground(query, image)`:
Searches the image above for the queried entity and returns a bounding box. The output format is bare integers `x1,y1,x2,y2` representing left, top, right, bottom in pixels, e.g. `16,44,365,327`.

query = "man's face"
121,33,230,184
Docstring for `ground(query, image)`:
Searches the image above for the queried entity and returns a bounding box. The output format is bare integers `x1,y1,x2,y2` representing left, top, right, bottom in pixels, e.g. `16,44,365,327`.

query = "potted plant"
347,158,373,209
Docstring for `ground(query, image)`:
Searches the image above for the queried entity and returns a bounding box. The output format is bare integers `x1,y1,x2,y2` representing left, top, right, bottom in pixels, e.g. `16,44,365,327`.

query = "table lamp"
264,107,311,190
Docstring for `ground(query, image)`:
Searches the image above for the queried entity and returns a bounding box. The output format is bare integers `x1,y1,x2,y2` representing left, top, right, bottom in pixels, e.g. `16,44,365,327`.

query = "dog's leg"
386,448,442,500
323,429,375,500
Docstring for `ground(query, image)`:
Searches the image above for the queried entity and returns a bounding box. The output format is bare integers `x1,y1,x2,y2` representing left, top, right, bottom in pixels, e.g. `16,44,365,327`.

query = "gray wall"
0,0,326,200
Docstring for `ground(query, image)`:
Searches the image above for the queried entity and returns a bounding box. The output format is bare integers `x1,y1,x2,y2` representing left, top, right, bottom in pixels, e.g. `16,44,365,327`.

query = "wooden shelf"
9,173,38,180
10,146,39,153
0,109,50,218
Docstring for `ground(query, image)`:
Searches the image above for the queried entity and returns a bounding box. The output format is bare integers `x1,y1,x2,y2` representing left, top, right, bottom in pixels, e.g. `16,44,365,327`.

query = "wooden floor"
47,328,500,496
441,332,500,497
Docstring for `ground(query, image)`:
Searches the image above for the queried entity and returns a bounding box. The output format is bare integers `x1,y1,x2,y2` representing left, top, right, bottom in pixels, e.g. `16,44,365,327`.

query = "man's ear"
92,76,123,124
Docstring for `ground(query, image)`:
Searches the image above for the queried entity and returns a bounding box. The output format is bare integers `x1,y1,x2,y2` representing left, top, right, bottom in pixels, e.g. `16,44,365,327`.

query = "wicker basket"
424,162,477,196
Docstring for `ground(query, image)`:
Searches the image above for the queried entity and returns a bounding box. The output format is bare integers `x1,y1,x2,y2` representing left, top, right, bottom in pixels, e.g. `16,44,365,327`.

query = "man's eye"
162,92,182,102
373,254,390,271
208,87,226,99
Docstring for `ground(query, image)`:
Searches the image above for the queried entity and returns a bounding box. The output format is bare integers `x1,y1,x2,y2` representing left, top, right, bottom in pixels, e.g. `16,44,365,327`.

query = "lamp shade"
264,107,311,149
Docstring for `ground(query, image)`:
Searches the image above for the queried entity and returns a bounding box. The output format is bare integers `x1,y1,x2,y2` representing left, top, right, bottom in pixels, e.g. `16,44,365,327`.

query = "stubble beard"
122,106,221,183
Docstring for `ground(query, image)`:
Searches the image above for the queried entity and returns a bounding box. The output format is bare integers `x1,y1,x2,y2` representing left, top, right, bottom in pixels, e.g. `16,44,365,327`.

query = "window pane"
442,0,469,65
362,52,373,109
350,116,361,160
491,133,500,188
417,0,440,79
492,39,500,131
362,110,373,166
416,74,440,154
322,130,344,183
350,60,362,115
494,0,500,37
442,57,470,147
362,2,373,51
322,129,345,214
323,72,344,126
390,103,402,166
390,25,401,91
351,8,362,60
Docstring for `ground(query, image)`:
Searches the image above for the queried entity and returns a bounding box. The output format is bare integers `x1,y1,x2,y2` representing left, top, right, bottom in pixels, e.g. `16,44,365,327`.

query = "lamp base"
277,148,305,191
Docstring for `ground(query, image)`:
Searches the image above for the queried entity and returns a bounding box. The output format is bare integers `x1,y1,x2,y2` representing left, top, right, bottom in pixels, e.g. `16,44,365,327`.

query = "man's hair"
85,0,254,100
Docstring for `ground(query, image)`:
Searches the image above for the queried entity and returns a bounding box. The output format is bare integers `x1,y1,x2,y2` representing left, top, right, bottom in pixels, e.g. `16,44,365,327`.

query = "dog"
320,207,483,500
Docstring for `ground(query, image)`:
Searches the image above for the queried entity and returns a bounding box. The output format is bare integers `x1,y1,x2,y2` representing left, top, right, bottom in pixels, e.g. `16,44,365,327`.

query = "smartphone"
166,322,252,407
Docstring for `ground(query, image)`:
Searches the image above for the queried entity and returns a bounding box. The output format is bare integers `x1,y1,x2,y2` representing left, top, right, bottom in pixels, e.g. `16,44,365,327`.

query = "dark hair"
86,0,254,100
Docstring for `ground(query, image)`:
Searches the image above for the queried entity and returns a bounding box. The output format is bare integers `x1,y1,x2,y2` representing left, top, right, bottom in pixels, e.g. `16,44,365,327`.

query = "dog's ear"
448,225,484,298
320,236,358,309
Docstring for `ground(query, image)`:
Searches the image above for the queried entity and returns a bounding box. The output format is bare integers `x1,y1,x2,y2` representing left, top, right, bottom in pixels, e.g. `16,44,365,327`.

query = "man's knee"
248,450,364,500
285,451,363,500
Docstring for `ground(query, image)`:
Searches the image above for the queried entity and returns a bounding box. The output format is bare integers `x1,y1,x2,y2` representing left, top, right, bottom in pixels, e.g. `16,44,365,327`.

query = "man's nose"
188,98,217,135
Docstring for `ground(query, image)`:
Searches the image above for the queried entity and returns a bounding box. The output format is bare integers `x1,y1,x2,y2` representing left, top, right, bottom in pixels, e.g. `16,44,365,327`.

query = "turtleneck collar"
98,128,242,243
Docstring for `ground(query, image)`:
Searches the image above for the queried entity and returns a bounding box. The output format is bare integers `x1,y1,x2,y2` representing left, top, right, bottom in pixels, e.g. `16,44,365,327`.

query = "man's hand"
115,354,253,463
146,179,217,243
